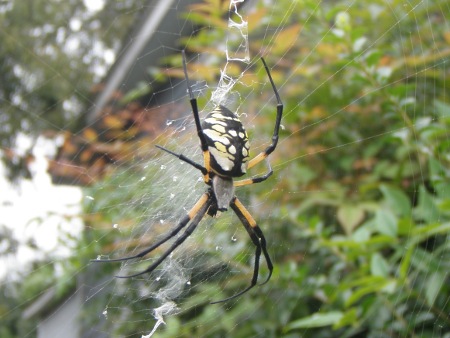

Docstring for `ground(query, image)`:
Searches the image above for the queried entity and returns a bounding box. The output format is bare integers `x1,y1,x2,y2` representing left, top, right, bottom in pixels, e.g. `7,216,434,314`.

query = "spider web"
87,2,264,334
1,0,449,337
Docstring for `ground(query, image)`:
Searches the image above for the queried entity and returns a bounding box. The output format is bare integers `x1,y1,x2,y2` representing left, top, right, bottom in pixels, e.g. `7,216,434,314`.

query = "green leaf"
412,222,450,239
345,281,388,307
352,223,371,242
120,81,151,103
397,217,415,235
413,186,440,223
380,184,411,217
292,164,318,185
371,252,389,277
434,182,450,200
387,83,417,97
285,311,344,331
337,204,365,235
399,245,414,280
334,308,358,329
375,209,398,237
428,157,448,182
425,272,446,307
365,49,383,67
409,247,442,274
434,99,450,119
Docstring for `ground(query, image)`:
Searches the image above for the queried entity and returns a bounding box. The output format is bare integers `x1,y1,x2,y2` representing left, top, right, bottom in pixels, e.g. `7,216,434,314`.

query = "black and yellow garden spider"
93,51,283,304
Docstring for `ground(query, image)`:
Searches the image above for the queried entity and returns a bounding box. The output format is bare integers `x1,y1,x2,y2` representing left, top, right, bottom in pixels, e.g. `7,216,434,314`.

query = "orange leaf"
444,31,450,44
103,115,125,129
83,128,98,142
272,24,302,54
247,8,267,33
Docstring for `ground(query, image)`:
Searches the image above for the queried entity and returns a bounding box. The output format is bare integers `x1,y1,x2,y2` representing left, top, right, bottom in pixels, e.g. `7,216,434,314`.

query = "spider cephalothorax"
93,50,283,304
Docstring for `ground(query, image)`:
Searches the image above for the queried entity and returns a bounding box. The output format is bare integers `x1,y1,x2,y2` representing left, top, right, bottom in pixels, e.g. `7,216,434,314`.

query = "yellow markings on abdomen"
202,105,250,176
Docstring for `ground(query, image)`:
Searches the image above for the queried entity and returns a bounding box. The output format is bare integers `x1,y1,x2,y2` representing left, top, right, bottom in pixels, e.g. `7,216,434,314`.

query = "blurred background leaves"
1,0,449,337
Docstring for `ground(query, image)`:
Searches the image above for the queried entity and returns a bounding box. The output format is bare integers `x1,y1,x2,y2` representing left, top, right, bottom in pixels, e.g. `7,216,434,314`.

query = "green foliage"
0,0,146,181
80,0,450,336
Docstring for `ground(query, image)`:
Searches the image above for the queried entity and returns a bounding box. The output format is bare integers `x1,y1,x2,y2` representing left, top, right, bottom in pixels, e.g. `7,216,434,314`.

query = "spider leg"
211,197,273,304
247,57,283,170
91,213,190,263
234,158,272,187
91,194,211,273
231,197,273,285
182,50,211,183
117,197,211,278
155,145,207,176
115,193,211,278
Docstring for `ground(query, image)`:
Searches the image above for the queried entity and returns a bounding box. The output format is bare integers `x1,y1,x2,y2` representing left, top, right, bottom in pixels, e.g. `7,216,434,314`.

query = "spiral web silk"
83,1,450,336
90,2,255,336
2,0,448,337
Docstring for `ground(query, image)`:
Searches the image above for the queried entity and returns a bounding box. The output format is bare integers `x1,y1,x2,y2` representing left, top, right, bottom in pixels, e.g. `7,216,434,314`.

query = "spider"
93,50,283,304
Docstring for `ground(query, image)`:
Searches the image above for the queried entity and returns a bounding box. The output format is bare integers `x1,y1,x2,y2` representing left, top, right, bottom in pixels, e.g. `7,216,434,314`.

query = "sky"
84,0,105,12
0,136,83,280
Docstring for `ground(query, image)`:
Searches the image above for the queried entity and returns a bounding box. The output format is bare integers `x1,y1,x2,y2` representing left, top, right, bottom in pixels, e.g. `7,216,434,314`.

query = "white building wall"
37,292,82,338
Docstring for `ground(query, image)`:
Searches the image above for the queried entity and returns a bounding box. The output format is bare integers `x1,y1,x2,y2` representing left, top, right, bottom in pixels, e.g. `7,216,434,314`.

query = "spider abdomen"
202,105,250,177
